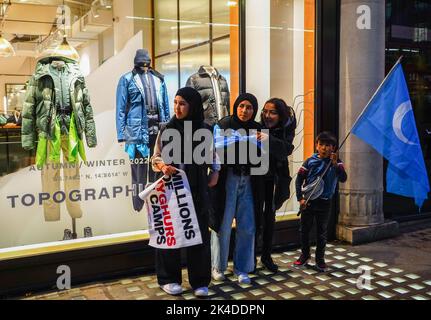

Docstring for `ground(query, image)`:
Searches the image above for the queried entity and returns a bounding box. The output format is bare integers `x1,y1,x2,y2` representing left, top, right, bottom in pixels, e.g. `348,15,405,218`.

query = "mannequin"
21,55,97,240
116,49,170,213
186,65,230,126
6,108,22,126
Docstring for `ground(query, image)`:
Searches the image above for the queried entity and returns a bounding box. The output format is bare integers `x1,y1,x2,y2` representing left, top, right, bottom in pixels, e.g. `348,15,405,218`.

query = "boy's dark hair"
316,131,338,147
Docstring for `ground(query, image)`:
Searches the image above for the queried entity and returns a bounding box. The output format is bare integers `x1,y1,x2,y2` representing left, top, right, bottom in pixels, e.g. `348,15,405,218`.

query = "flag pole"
298,56,404,216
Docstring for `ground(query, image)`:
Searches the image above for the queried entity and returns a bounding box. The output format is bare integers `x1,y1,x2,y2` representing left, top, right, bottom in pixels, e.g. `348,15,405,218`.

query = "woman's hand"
208,171,219,188
256,131,269,142
161,164,177,176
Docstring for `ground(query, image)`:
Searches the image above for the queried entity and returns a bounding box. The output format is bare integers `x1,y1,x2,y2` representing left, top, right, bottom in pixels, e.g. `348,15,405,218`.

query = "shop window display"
1,84,29,177
0,0,315,258
116,48,170,213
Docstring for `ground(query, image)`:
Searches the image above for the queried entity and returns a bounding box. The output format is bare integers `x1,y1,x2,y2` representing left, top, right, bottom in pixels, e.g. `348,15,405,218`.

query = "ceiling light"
100,0,112,9
0,1,11,18
51,36,80,62
91,6,100,18
0,33,15,58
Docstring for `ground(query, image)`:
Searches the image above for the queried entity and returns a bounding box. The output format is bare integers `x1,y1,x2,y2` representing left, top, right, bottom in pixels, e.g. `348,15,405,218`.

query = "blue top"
296,153,347,201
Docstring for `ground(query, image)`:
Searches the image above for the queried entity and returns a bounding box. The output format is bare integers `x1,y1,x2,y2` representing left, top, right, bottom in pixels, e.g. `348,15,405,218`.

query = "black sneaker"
293,254,310,267
261,256,279,273
316,260,327,272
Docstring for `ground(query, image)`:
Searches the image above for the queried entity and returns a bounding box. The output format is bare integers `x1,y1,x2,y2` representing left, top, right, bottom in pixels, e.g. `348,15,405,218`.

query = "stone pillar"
337,0,399,244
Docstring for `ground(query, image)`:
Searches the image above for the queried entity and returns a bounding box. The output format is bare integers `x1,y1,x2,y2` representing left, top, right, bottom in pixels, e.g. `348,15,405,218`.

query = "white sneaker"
211,268,225,281
237,273,251,285
161,283,183,295
194,287,209,297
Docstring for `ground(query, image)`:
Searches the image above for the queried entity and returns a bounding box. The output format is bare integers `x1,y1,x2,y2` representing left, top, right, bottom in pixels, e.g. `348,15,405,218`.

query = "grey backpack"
301,176,325,201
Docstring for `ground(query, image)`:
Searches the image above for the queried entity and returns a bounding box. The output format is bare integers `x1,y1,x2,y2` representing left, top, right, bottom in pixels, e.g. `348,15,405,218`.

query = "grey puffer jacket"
186,66,230,126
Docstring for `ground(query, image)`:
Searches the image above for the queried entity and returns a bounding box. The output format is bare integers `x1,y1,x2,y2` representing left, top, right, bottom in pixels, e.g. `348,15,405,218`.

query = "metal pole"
72,218,77,239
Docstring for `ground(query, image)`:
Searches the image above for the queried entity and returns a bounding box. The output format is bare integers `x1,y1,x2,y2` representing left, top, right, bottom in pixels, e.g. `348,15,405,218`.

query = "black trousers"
300,198,331,261
131,135,159,212
261,178,276,259
156,214,211,289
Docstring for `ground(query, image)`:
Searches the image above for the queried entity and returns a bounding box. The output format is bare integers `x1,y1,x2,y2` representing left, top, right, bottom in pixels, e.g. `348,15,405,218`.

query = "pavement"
18,220,431,301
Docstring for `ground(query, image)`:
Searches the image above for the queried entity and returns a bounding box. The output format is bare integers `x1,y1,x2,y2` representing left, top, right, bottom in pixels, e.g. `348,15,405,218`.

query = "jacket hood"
37,55,77,65
33,59,83,81
198,65,221,78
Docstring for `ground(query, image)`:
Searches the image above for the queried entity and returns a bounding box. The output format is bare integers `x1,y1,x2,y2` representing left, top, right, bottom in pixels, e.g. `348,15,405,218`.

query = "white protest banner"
139,169,203,249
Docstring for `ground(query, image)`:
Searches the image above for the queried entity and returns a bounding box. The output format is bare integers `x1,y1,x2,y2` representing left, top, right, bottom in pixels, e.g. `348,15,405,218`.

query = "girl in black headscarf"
209,93,264,285
151,87,219,297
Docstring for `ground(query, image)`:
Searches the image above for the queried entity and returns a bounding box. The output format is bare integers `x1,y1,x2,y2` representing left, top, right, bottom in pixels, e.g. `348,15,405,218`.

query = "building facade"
0,0,429,295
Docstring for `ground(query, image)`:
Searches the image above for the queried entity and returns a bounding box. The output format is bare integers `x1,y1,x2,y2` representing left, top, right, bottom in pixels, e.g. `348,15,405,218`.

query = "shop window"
154,0,178,56
154,0,238,111
0,0,239,255
0,0,317,257
384,0,431,216
179,0,210,48
155,54,179,111
245,0,316,217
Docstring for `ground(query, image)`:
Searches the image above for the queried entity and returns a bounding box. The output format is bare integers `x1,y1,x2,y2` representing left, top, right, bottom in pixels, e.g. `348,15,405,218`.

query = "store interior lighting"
91,5,100,18
91,0,112,18
0,32,14,57
0,0,14,58
99,0,112,9
52,35,80,62
51,1,80,62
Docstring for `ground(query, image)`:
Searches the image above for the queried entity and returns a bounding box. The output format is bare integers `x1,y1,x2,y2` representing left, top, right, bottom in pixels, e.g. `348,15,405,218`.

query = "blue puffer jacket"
116,69,170,145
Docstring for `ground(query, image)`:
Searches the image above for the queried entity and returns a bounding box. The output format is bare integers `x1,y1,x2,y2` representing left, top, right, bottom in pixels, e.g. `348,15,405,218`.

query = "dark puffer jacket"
264,115,297,210
186,66,230,126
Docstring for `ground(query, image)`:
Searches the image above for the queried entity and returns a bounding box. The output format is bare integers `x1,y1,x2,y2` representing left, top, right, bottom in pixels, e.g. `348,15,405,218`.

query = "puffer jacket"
186,66,230,126
116,69,170,145
21,57,97,150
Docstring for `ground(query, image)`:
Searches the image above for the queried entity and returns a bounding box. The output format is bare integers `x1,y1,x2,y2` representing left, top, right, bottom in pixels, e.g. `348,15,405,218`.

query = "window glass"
212,0,232,39
0,0,239,253
180,44,210,87
384,0,431,216
246,0,315,216
155,0,178,56
0,0,319,253
180,0,210,48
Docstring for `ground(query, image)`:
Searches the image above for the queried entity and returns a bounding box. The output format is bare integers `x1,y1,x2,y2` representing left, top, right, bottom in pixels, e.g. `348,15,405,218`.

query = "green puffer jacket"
21,58,97,150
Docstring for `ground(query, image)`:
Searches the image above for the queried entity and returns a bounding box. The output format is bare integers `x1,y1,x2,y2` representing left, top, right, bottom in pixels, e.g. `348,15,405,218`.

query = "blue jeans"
211,169,256,274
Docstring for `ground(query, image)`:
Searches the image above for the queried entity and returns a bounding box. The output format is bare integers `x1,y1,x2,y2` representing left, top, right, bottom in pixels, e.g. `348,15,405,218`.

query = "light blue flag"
351,62,430,208
213,124,261,149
